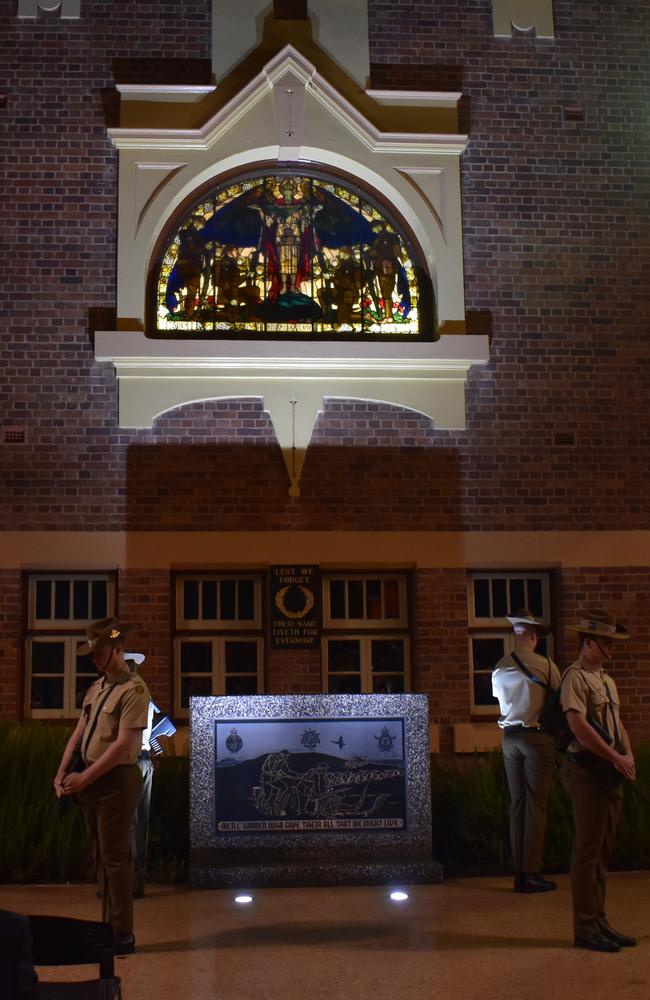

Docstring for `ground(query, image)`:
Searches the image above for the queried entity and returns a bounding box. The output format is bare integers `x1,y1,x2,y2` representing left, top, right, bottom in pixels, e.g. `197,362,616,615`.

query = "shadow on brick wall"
126,441,463,532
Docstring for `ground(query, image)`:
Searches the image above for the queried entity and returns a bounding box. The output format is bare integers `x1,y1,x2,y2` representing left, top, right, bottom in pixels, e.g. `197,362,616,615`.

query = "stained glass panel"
154,172,432,339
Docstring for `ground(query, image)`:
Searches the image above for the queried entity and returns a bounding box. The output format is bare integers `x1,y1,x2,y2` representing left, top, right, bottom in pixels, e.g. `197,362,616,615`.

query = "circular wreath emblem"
274,584,315,619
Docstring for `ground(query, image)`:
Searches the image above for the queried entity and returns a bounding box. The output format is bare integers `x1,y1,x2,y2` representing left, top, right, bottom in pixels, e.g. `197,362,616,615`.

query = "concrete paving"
2,874,649,1000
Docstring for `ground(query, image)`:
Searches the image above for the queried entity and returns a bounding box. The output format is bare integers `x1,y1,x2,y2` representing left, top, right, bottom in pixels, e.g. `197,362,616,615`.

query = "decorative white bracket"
492,0,555,38
17,0,80,17
95,333,490,497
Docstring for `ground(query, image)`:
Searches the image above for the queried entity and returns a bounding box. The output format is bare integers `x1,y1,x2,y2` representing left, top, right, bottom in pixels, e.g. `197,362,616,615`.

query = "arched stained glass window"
151,169,435,340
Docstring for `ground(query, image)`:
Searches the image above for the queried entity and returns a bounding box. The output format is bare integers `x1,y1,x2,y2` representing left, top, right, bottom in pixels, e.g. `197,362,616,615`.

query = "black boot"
515,873,557,893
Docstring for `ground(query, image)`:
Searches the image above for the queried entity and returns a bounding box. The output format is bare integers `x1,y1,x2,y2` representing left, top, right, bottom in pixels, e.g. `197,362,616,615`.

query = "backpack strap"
511,651,550,690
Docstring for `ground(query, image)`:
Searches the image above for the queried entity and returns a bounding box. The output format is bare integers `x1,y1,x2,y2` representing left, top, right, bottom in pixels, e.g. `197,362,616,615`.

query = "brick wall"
0,573,22,719
2,3,650,732
119,570,172,712
1,1,650,531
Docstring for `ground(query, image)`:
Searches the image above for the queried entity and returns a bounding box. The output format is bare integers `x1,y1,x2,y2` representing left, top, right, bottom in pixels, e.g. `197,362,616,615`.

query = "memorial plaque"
215,717,406,833
190,694,442,888
269,564,321,648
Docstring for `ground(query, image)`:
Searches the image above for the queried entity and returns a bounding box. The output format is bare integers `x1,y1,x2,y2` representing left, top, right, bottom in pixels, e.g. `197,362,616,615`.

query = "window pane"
474,673,499,708
73,580,89,621
472,637,506,671
348,581,364,619
225,676,258,695
75,648,96,676
383,580,400,619
491,578,507,618
373,675,405,694
509,579,525,615
183,581,199,620
371,639,405,673
527,578,544,617
31,641,66,675
329,580,345,619
473,578,490,618
225,641,258,674
238,580,255,620
203,581,218,620
91,579,108,620
328,675,361,694
54,580,70,620
75,676,95,709
366,580,381,619
219,580,236,620
180,675,212,707
35,581,51,620
31,677,64,710
180,642,212,674
326,640,361,672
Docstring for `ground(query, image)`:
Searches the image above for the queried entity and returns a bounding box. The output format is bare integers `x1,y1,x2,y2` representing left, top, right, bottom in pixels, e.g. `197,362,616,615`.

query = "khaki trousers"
131,754,154,892
561,756,623,938
79,764,143,937
503,729,556,873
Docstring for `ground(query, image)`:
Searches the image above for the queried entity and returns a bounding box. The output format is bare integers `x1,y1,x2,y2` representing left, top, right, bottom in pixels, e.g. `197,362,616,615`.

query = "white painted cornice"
365,90,463,108
108,46,468,156
116,84,217,103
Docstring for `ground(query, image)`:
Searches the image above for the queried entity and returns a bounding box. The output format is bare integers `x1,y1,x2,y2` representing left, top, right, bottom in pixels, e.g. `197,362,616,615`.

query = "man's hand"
614,752,636,781
62,771,89,795
53,770,67,799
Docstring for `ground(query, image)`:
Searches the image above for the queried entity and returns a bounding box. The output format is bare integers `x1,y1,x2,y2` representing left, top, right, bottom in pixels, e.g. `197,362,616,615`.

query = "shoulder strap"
601,676,621,748
81,682,117,762
511,651,549,690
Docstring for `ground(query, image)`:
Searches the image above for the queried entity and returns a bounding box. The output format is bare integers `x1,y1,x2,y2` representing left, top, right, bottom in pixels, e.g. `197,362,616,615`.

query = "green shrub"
432,748,650,876
1,723,649,882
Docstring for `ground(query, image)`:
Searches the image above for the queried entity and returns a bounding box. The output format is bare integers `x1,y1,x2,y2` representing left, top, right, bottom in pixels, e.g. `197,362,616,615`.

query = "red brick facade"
2,3,649,750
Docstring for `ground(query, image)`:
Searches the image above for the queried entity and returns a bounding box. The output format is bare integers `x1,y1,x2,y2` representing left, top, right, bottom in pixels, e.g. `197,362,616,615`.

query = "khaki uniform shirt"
560,657,622,754
492,647,561,729
81,669,150,766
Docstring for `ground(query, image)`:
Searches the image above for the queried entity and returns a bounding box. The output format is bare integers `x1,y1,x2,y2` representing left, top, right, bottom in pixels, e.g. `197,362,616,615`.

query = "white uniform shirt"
492,646,561,729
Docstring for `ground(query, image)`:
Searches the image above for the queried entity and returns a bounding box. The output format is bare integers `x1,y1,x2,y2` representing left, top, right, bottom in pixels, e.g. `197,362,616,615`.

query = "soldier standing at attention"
561,609,636,952
53,618,150,955
492,609,561,893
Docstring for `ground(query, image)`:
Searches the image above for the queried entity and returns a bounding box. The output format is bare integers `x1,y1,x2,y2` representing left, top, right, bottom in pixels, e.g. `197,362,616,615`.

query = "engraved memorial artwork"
214,717,407,833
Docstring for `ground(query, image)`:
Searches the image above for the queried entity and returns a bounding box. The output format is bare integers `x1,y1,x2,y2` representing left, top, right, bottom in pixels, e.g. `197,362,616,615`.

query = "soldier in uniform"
492,609,561,893
53,618,150,955
561,609,637,952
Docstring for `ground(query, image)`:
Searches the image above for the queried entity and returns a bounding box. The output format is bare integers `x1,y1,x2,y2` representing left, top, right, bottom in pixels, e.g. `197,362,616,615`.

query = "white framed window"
323,574,407,629
174,636,263,716
174,572,264,717
468,571,553,715
469,571,551,627
175,574,261,630
28,574,114,629
25,573,115,718
322,572,410,693
323,634,410,694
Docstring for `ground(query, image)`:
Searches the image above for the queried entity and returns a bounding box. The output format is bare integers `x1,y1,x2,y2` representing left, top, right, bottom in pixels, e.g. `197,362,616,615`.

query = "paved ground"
3,874,650,1000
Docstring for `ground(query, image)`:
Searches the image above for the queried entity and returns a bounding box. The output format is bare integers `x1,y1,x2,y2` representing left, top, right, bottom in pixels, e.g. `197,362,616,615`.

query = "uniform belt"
503,725,545,734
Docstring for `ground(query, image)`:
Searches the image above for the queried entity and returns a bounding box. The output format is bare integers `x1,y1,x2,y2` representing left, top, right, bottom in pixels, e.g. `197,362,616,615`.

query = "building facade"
2,0,649,752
